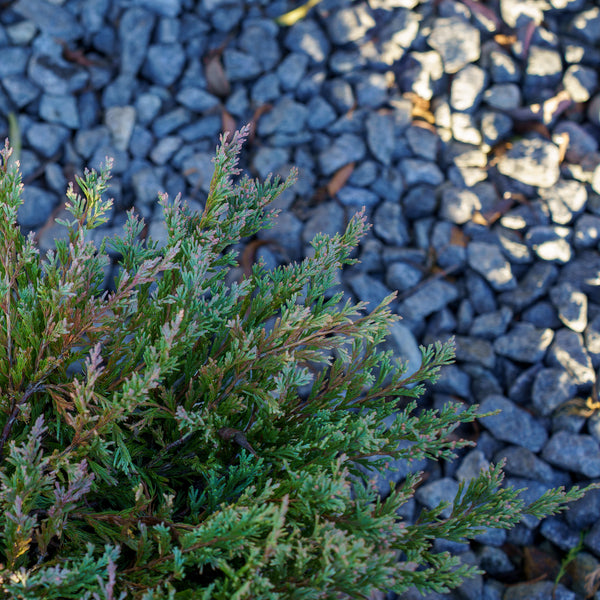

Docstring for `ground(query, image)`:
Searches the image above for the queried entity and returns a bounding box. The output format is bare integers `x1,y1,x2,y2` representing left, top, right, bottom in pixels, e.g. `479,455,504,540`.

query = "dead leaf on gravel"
274,0,323,26
523,546,562,582
327,162,355,196
555,131,570,163
204,54,230,98
240,239,272,278
450,226,470,247
221,108,236,137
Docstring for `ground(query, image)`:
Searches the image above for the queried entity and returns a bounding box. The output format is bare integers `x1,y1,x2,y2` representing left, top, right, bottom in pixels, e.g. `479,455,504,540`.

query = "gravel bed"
1,0,600,598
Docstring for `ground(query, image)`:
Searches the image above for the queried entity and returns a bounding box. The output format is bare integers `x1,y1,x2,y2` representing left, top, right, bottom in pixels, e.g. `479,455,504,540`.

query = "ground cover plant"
0,127,596,599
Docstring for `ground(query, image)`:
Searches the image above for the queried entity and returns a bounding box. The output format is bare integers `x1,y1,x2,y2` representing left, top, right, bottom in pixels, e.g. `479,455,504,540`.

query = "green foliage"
0,130,596,599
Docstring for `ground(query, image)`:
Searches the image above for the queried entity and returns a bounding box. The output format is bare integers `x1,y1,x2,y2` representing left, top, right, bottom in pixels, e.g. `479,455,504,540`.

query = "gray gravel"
3,0,600,598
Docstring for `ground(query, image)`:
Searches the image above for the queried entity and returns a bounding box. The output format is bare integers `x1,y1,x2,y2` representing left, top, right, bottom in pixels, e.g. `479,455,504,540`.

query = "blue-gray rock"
176,86,219,112
373,202,410,246
13,0,83,40
0,47,29,77
402,185,437,219
302,202,345,244
349,161,378,187
152,108,189,137
222,49,262,81
550,282,588,333
400,159,444,187
532,368,577,416
356,73,389,108
276,53,309,92
131,166,163,206
39,94,80,129
306,97,336,130
105,106,136,152
405,126,440,161
543,431,600,477
495,445,557,484
465,269,496,317
427,16,480,74
323,79,355,113
440,186,481,225
483,83,521,110
524,46,563,100
415,477,459,518
18,186,57,229
538,179,587,225
496,137,561,188
129,126,154,158
477,546,515,577
365,113,394,166
574,214,600,248
143,42,186,87
129,0,180,16
480,110,513,146
257,211,303,260
347,273,395,311
430,221,467,271
521,301,561,330
540,517,582,551
559,252,600,303
258,97,308,136
386,262,423,293
505,477,554,528
568,6,600,44
504,581,575,600
547,328,595,387
456,448,490,482
499,262,558,311
252,147,289,181
181,152,214,194
493,323,554,363
495,227,532,264
210,5,243,32
238,21,281,71
179,116,221,142
318,134,366,175
326,4,375,45
119,8,155,76
284,19,330,64
2,75,40,108
563,64,598,103
101,74,136,108
454,336,496,369
370,166,404,203
470,307,513,339
467,241,516,291
44,163,67,195
295,70,327,102
149,136,182,165
251,73,280,103
586,314,600,367
488,48,520,83
336,186,379,209
584,520,600,558
566,484,600,530
399,279,459,321
450,64,487,112
25,122,70,158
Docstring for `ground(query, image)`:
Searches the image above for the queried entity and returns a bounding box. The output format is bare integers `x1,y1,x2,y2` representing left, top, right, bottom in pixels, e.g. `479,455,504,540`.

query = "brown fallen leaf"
449,226,470,247
327,162,355,196
523,546,562,582
247,104,273,143
204,54,230,98
221,108,237,138
218,427,258,457
555,131,570,163
240,239,272,278
494,33,518,48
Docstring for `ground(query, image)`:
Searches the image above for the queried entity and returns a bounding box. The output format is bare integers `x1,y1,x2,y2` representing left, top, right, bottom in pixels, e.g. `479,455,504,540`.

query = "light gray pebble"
550,282,588,332
487,48,520,83
427,16,480,74
451,112,482,146
467,241,516,291
497,136,560,188
479,395,548,452
495,227,533,264
480,110,513,146
538,179,587,226
131,166,163,207
105,106,136,152
547,328,595,387
305,97,337,130
563,64,598,102
559,252,600,303
440,186,481,225
524,46,563,99
450,64,487,112
39,93,80,129
543,431,600,477
526,225,572,263
494,322,554,363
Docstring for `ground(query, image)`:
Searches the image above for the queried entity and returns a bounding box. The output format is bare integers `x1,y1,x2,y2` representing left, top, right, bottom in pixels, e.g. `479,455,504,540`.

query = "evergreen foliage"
0,128,596,599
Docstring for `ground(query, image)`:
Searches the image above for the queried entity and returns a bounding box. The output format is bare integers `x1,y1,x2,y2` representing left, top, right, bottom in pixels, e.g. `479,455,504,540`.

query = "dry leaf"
221,108,236,138
494,34,517,47
327,162,355,196
274,0,323,26
449,226,470,247
204,54,230,98
523,546,561,582
240,239,271,278
247,104,273,142
555,131,570,163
